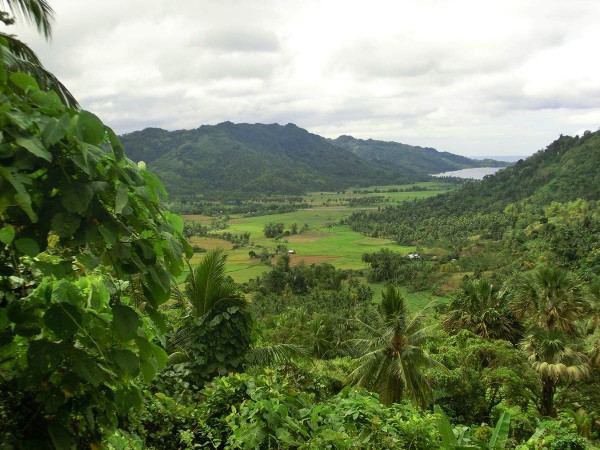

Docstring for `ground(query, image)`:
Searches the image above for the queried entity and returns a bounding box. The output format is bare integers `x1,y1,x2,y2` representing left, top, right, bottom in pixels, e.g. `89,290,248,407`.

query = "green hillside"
346,130,600,263
120,122,422,198
331,135,509,173
120,122,508,200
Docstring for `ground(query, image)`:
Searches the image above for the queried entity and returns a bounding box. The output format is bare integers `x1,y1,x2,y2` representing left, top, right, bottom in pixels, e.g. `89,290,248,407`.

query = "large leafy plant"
0,39,191,448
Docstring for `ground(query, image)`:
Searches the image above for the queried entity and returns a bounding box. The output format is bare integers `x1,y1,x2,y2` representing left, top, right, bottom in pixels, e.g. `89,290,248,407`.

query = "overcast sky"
9,0,600,158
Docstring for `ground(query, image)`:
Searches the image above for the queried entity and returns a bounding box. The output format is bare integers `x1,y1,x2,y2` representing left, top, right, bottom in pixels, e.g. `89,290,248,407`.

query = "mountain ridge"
120,122,509,198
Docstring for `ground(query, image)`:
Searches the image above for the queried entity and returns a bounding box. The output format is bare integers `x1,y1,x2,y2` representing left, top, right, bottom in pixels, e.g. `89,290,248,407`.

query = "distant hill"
120,122,505,198
330,135,510,174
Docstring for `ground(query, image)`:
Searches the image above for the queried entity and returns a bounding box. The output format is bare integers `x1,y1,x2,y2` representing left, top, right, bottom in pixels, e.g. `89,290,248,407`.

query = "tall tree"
511,267,592,416
344,285,447,406
443,277,522,342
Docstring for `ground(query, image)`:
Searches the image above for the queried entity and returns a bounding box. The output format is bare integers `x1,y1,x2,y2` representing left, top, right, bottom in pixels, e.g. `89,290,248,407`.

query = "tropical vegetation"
1,2,600,449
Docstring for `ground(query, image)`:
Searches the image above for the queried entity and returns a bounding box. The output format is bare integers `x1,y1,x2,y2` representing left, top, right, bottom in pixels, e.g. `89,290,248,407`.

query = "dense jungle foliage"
1,3,600,449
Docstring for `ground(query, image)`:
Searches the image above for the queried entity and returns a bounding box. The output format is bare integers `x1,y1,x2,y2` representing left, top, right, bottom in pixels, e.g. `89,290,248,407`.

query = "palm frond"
344,348,386,387
167,351,189,365
0,33,78,107
1,0,54,38
245,343,307,367
185,249,231,316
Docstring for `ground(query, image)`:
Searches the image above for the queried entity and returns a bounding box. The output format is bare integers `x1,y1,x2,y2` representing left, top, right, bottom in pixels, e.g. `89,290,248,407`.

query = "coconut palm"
170,249,303,382
344,285,447,406
0,0,78,107
443,277,522,343
169,249,253,382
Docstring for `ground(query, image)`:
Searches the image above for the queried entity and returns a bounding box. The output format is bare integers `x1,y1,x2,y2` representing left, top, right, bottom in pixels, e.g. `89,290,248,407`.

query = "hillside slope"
346,130,600,244
121,122,422,198
331,135,509,174
120,122,506,198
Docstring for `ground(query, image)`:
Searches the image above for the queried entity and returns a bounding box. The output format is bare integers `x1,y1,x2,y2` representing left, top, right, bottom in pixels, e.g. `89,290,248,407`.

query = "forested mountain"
347,129,600,261
120,122,501,199
120,122,421,198
331,135,509,173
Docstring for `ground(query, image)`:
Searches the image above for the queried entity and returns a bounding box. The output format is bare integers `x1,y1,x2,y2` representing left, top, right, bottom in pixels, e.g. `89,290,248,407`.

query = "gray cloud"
9,0,600,157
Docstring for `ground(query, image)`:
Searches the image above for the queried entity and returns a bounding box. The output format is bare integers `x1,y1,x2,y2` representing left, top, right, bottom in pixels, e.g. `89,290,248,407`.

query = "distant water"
432,167,503,180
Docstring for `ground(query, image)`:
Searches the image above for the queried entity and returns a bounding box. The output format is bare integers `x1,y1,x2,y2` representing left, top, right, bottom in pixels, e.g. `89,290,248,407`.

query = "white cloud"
7,0,600,157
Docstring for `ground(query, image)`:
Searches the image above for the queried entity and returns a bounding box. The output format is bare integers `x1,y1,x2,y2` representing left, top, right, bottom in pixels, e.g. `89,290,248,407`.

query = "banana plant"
435,405,511,449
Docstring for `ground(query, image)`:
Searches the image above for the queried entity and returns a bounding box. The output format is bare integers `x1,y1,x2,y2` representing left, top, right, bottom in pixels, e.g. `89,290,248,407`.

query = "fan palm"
510,266,590,336
521,328,590,417
344,285,447,406
510,266,592,416
443,278,522,342
0,0,78,107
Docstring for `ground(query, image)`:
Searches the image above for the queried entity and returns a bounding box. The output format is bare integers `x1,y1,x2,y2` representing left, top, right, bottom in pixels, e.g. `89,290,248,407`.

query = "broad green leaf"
144,266,170,305
42,113,70,147
98,224,117,247
83,279,111,309
489,411,511,449
134,336,153,359
112,304,140,342
9,72,39,91
76,111,105,145
107,127,124,161
0,166,36,221
15,136,52,161
29,90,52,108
52,280,85,306
61,182,94,214
435,405,459,448
14,191,37,222
14,237,40,256
113,348,140,377
0,225,15,245
140,360,157,382
0,309,8,328
165,211,184,234
51,211,81,237
151,343,168,369
114,386,143,414
115,183,128,214
44,303,82,339
72,357,105,386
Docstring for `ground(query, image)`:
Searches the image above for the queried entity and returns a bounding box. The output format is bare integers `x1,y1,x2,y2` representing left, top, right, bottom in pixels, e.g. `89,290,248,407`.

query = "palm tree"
510,266,592,417
510,266,589,337
169,249,303,382
0,0,78,107
521,328,589,417
443,278,522,343
344,285,447,406
169,249,253,382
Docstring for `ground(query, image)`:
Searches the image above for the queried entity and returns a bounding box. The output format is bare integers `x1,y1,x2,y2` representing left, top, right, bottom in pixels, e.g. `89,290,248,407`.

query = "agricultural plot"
182,181,456,286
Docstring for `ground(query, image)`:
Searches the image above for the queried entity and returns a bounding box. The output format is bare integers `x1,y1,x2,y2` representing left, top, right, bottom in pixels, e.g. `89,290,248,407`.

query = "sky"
8,0,600,159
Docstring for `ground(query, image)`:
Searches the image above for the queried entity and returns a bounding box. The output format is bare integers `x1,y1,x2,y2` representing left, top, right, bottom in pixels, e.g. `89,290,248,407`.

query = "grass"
181,181,457,289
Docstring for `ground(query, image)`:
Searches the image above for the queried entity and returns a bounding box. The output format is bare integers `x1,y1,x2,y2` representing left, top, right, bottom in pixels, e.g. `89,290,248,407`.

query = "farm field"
181,181,457,305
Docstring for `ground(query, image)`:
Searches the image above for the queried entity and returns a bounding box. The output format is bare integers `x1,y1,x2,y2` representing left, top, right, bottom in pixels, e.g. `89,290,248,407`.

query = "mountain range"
120,122,509,198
